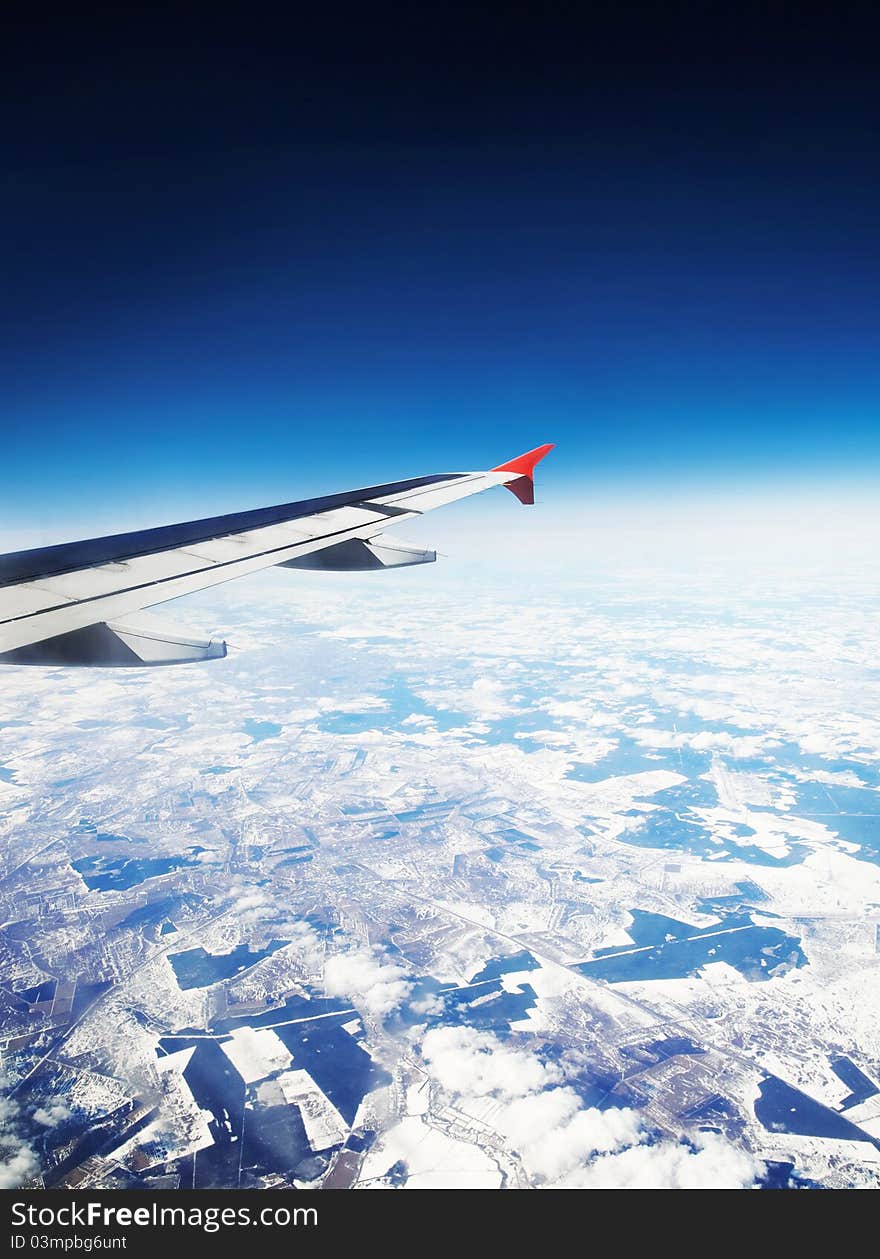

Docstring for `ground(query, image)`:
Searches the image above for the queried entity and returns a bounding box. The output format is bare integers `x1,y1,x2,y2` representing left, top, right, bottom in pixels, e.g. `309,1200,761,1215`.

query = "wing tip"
492,443,555,505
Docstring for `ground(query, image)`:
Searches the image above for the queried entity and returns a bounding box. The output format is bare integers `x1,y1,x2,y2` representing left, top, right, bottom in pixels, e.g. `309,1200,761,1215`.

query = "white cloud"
284,920,324,967
421,1026,562,1099
324,947,412,1019
227,887,326,946
0,1143,38,1189
0,1093,38,1188
235,892,270,914
465,679,514,719
495,1088,643,1177
418,1026,760,1190
414,677,517,721
567,1131,761,1189
408,992,445,1017
228,883,276,927
316,695,389,714
32,1101,71,1128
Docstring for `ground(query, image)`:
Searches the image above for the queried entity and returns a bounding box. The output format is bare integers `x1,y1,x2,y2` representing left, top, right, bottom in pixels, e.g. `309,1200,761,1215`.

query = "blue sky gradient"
3,9,878,538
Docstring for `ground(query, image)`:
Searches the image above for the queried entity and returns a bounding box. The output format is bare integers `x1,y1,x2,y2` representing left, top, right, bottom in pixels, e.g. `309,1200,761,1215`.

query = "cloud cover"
420,1026,760,1189
0,1091,38,1188
324,947,413,1018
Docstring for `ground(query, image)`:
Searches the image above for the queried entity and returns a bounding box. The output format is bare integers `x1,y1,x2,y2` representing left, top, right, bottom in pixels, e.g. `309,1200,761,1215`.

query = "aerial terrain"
0,563,878,1189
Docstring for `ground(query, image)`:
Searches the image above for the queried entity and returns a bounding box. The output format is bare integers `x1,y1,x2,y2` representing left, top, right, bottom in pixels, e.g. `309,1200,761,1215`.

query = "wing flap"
280,536,436,571
0,611,226,667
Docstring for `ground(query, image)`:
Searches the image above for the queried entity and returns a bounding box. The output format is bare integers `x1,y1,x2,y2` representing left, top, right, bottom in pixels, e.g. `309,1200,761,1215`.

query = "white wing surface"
0,445,553,666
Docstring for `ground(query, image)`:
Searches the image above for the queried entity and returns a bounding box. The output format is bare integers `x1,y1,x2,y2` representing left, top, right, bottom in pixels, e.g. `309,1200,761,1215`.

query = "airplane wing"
0,444,554,667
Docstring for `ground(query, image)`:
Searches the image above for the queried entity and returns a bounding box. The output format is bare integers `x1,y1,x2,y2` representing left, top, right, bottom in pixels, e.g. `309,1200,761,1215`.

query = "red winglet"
492,443,555,505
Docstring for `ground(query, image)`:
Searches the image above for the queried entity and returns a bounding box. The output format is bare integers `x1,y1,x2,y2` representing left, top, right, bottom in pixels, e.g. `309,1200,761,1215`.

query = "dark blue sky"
3,6,878,531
